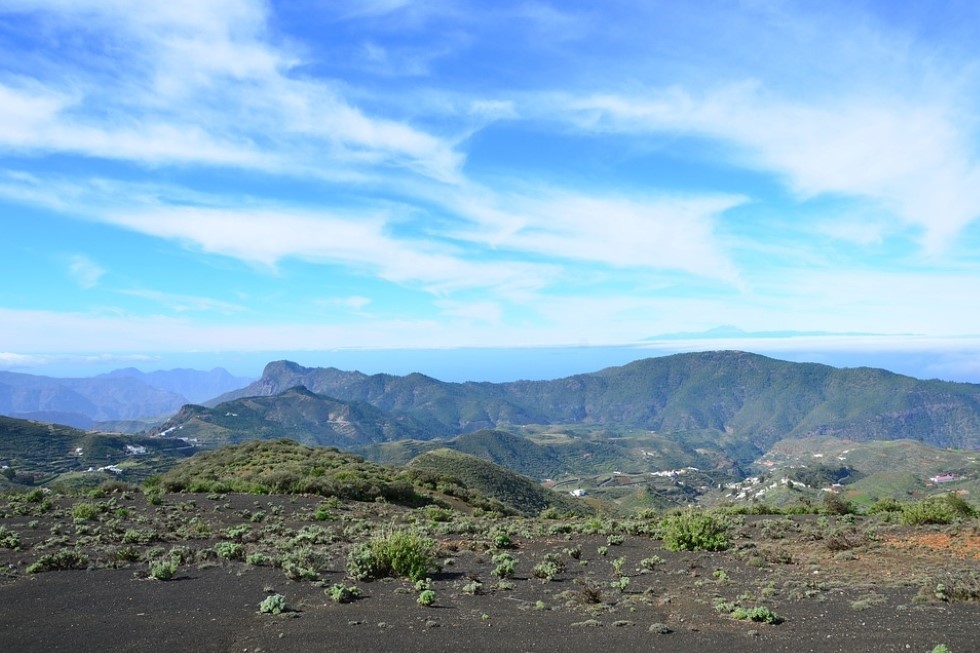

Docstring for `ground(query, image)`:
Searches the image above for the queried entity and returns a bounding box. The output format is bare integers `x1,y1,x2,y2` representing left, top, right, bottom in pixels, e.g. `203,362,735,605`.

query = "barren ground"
1,492,977,653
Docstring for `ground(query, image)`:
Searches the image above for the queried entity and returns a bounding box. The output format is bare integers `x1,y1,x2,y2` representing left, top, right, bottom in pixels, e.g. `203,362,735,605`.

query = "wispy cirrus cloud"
548,66,980,254
318,296,373,312
0,0,462,181
100,205,559,296
67,254,105,288
445,187,745,284
116,288,247,314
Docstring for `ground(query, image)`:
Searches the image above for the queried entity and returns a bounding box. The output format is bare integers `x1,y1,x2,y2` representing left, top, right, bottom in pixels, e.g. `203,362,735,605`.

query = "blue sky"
3,0,980,382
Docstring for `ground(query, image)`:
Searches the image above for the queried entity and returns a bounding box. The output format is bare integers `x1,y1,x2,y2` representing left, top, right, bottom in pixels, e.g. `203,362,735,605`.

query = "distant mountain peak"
262,360,313,376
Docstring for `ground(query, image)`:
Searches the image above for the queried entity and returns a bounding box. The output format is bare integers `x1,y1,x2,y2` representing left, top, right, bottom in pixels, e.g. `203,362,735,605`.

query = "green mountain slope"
154,386,431,447
158,439,421,504
0,415,193,489
748,436,980,504
406,448,591,516
204,352,980,460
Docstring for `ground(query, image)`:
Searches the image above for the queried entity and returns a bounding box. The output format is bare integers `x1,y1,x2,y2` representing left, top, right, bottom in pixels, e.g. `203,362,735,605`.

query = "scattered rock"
571,619,603,628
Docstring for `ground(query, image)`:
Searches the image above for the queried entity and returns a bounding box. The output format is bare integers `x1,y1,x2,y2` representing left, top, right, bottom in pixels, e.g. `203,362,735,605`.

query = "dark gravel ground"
1,493,978,653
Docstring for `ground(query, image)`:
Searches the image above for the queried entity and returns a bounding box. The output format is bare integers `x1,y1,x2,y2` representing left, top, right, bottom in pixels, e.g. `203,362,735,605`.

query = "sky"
3,0,980,383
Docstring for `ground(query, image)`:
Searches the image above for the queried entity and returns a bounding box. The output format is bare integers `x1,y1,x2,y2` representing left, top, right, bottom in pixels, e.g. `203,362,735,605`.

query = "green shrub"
223,524,251,541
313,505,336,522
327,583,362,604
730,606,782,624
821,493,855,516
867,497,903,514
114,545,141,562
259,593,288,614
532,554,565,581
0,526,20,549
347,528,435,582
491,552,518,579
491,531,513,549
149,559,178,581
901,499,958,525
71,502,99,522
639,555,664,570
215,541,245,561
660,508,731,552
246,552,271,566
610,575,630,592
27,549,89,573
144,487,164,505
417,589,436,606
942,494,976,518
121,528,155,545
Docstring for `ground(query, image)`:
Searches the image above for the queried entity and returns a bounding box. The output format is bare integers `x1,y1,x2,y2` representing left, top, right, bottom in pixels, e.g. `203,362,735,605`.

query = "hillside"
156,439,585,516
0,415,193,489
734,436,980,506
359,427,735,480
406,448,592,516
204,352,980,459
152,386,432,447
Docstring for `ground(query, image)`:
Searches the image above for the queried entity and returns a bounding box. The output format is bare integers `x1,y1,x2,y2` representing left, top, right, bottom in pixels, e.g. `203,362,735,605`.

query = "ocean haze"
3,345,978,386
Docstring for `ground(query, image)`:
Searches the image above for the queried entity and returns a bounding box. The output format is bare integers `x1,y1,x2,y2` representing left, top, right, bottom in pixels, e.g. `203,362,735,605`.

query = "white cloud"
0,352,46,368
116,289,247,314
100,204,559,296
813,218,889,247
557,80,980,253
67,254,105,288
319,296,373,312
445,186,745,284
0,0,463,181
434,299,504,325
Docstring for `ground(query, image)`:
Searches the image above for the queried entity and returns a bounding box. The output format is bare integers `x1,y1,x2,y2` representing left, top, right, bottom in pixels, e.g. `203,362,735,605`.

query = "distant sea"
8,343,980,384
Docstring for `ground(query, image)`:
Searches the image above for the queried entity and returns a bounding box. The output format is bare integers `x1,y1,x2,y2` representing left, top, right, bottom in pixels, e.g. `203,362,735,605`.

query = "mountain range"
6,350,980,507
200,351,980,452
0,367,252,430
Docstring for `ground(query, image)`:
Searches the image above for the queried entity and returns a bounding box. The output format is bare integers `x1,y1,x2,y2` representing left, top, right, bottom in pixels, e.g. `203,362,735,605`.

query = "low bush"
417,589,436,606
532,553,565,581
0,525,20,549
730,606,782,624
259,593,288,614
327,583,362,604
901,499,961,526
347,528,435,582
215,541,245,561
660,508,731,552
149,559,178,581
26,549,89,574
71,502,99,522
491,552,518,579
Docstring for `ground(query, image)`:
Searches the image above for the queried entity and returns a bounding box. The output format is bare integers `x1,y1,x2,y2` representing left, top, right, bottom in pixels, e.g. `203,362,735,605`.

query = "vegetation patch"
660,508,731,552
347,528,435,582
159,440,422,505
